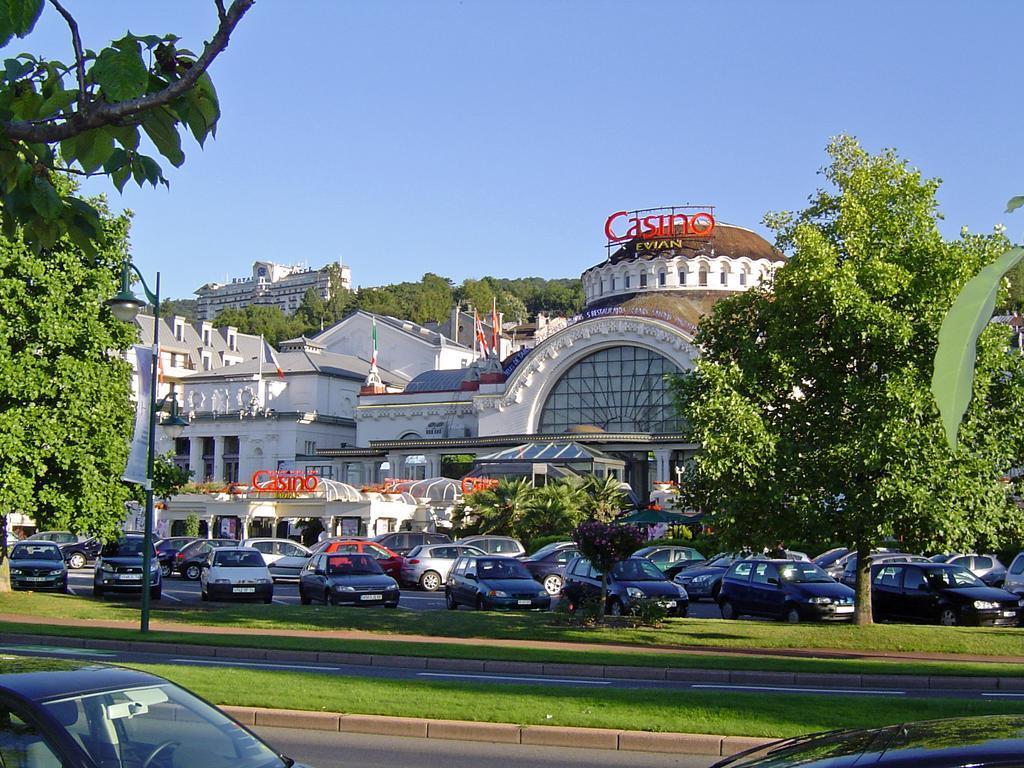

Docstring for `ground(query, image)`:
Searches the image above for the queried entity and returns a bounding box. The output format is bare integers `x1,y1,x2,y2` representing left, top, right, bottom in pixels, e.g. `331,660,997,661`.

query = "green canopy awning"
615,508,689,525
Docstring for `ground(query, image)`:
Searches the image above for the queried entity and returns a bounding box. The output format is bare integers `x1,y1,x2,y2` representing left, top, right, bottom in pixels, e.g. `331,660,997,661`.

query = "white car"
200,546,274,603
242,537,311,581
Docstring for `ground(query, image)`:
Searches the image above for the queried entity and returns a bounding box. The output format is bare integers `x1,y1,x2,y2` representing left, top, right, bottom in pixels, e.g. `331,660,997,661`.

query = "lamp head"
107,289,146,322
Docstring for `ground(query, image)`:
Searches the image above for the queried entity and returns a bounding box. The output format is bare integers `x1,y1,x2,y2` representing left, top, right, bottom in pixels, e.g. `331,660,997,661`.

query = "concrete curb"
2,631,1018,692
222,705,777,756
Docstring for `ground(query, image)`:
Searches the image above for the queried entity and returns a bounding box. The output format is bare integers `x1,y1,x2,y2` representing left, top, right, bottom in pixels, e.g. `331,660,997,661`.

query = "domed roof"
589,222,782,272
583,290,725,331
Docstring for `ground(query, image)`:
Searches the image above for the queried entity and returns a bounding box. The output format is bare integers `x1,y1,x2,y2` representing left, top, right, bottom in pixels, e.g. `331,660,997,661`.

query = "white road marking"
691,684,905,696
0,644,116,658
272,599,289,605
982,692,1024,698
417,672,611,686
172,658,337,672
161,592,181,602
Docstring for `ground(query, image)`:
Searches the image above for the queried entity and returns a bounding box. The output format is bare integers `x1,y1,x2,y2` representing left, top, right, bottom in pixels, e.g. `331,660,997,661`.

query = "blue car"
0,657,312,767
9,541,68,592
92,535,161,600
562,556,689,617
445,555,551,611
673,552,746,600
717,559,855,623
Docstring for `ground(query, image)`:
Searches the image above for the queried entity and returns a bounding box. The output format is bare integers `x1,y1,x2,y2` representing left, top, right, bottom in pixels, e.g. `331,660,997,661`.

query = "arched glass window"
538,346,685,434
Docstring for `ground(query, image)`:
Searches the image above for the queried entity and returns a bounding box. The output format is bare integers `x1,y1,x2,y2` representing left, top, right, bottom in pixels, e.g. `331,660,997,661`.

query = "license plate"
1004,610,1017,617
360,594,383,601
117,574,142,581
233,587,256,593
659,600,677,608
517,599,532,605
24,576,49,582
835,605,854,613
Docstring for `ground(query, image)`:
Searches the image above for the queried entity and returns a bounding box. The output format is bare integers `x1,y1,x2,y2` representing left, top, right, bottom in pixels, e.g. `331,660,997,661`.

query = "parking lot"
64,568,724,617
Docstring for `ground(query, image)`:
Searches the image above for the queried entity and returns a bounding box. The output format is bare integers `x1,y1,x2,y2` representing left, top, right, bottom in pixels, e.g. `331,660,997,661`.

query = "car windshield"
101,539,151,558
214,551,265,568
43,683,287,768
705,553,736,567
11,543,62,561
477,559,532,579
611,559,666,581
779,562,833,583
327,554,382,575
525,543,565,560
924,566,985,588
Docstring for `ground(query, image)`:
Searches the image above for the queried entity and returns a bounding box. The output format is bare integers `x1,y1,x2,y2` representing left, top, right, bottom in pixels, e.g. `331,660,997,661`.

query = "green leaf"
91,38,147,102
108,124,140,151
111,163,130,193
28,175,62,220
931,246,1024,449
141,106,184,167
76,127,115,174
38,88,76,117
0,0,44,49
1006,196,1024,214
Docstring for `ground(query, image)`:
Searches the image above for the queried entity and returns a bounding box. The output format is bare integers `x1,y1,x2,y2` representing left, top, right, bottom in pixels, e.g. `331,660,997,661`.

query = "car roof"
0,659,166,703
213,546,261,554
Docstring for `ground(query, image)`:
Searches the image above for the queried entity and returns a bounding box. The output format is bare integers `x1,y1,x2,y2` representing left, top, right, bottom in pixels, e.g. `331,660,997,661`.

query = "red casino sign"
250,470,321,493
604,207,715,244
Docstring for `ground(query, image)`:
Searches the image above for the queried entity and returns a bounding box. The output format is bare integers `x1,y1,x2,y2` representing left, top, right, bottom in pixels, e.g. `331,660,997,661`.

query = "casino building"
323,207,784,503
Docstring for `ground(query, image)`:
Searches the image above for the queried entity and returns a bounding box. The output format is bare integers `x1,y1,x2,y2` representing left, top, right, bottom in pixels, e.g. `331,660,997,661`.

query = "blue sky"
24,1,1024,299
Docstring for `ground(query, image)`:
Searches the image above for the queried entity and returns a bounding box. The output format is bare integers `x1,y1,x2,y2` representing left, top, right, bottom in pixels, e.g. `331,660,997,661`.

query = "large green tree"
0,192,137,589
674,137,1024,624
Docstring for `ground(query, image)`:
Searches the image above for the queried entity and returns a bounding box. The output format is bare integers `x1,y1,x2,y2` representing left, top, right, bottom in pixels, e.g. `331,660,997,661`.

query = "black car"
840,552,929,588
372,531,452,556
518,541,580,596
871,562,1023,627
299,552,399,607
672,552,748,600
718,559,854,623
0,656,312,768
562,556,688,617
154,536,197,577
92,535,161,599
713,715,1024,768
9,541,68,592
174,538,238,580
445,555,551,611
26,531,101,569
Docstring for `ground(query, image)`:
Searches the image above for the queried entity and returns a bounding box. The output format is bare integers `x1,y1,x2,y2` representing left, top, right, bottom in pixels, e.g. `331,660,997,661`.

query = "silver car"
935,553,1008,588
400,543,486,591
458,535,526,556
242,538,312,582
1002,551,1024,596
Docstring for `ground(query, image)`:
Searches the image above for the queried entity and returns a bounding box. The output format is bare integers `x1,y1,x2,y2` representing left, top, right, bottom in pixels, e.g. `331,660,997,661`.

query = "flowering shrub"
571,521,647,622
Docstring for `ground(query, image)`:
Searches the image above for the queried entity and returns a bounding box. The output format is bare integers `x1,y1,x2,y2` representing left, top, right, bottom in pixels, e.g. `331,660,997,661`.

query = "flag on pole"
157,345,166,385
474,310,489,358
490,296,499,357
371,316,378,367
262,339,285,379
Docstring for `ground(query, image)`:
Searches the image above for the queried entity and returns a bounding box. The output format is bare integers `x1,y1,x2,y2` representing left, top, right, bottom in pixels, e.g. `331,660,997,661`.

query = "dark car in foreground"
518,541,580,596
9,541,68,592
712,715,1024,768
0,656,312,768
299,552,399,607
718,559,854,623
92,535,161,599
871,562,1023,627
445,555,550,611
26,530,101,569
154,536,196,577
563,556,689,617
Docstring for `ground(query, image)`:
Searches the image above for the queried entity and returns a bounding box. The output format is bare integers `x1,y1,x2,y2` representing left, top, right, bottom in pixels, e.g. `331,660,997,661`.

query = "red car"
313,538,404,579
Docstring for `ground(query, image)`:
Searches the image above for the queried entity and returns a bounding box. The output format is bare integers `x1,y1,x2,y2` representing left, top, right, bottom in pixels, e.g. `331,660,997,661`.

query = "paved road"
253,726,719,768
66,569,725,617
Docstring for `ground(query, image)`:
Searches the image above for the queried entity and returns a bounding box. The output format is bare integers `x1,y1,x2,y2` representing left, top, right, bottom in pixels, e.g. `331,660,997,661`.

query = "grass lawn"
2,591,1022,659
127,662,1024,739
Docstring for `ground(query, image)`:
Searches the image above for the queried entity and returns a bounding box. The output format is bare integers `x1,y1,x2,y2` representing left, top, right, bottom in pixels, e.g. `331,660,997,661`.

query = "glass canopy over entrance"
538,345,684,434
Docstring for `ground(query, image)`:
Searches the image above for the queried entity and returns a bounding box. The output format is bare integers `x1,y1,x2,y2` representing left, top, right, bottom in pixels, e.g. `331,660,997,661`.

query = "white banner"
123,344,153,485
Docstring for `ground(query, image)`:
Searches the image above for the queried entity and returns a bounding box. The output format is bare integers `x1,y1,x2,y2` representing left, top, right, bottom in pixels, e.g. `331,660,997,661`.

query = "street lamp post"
108,261,187,632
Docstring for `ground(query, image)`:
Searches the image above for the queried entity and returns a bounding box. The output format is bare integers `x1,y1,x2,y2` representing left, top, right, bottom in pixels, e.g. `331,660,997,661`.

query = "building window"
658,272,666,287
223,436,240,483
202,437,215,481
305,465,334,479
538,345,684,434
639,273,647,288
679,269,686,285
610,277,616,291
227,330,237,351
624,275,631,289
699,269,708,287
740,271,748,286
174,437,189,472
201,352,211,371
599,279,604,295
720,271,728,286
173,319,184,341
202,329,211,346
304,440,317,455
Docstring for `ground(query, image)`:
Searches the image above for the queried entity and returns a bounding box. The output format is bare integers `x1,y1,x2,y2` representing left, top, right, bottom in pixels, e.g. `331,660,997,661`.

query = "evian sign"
604,207,715,244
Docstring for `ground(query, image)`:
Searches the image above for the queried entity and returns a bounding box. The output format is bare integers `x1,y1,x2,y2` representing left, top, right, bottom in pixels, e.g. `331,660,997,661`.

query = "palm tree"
524,481,586,541
461,478,534,537
580,474,627,522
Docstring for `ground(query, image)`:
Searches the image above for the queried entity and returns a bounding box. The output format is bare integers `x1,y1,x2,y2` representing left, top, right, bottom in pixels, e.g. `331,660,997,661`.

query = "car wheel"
68,552,86,570
607,599,624,617
677,605,689,618
92,584,104,598
325,589,335,606
263,595,273,605
475,595,485,611
150,587,162,601
445,589,457,610
939,607,959,626
160,563,171,578
299,587,311,605
60,582,69,594
419,571,442,592
720,600,737,620
711,582,722,601
542,574,563,596
201,588,208,601
784,605,801,624
184,564,201,581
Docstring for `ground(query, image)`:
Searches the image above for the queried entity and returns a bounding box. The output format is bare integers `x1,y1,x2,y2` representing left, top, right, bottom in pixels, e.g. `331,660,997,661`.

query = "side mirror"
767,577,780,586
465,573,477,581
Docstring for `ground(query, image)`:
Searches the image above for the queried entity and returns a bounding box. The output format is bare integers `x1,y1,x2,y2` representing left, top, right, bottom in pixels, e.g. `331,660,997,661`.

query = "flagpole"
258,334,264,408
